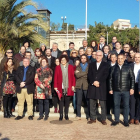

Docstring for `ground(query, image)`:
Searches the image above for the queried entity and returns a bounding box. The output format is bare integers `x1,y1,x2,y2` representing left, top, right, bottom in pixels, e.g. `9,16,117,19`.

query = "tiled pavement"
0,106,140,140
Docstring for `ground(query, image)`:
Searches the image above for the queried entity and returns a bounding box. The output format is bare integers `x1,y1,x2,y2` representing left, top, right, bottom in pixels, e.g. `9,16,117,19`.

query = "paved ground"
0,116,140,140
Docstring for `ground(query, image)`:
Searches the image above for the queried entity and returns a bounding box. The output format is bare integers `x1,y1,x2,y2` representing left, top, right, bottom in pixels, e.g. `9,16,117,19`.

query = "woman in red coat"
54,55,75,121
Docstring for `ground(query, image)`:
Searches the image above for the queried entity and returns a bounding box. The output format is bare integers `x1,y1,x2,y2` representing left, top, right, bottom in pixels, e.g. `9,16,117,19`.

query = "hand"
40,84,45,89
93,81,100,87
130,89,134,95
72,86,75,92
20,82,25,88
75,70,79,73
109,90,113,94
54,88,58,91
139,92,140,95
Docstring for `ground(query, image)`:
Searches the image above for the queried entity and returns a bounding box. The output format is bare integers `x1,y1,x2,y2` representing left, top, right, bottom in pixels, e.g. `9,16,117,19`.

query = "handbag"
3,81,16,94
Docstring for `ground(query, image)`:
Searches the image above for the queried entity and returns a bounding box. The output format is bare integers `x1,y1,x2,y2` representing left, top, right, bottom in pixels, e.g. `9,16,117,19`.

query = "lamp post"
61,16,67,23
137,0,140,52
85,0,87,40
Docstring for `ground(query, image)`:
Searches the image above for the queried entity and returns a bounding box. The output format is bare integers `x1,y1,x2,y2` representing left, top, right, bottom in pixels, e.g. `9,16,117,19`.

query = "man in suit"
15,58,35,120
112,42,124,55
51,42,62,58
81,39,88,51
129,53,140,125
97,36,106,50
109,54,135,127
87,50,109,125
102,45,111,62
45,48,56,71
66,42,75,57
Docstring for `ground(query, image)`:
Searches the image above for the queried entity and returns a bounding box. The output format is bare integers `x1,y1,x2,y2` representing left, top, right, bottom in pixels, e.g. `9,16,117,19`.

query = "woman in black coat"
1,58,16,118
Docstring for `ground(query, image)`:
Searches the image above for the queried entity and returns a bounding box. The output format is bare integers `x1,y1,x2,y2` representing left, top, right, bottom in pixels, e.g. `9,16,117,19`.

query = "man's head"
96,50,103,62
103,45,110,54
112,36,117,43
23,41,30,49
79,47,85,56
123,44,130,53
115,42,121,50
20,46,26,55
99,36,105,44
23,58,30,67
117,54,125,66
134,53,140,64
5,49,13,58
25,51,31,60
129,49,136,58
110,53,117,63
80,54,88,64
82,39,88,48
52,43,58,51
69,42,75,50
45,48,51,57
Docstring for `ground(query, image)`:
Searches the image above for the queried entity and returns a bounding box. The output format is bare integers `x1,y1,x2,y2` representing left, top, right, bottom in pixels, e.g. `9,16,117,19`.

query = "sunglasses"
7,52,13,54
72,52,76,54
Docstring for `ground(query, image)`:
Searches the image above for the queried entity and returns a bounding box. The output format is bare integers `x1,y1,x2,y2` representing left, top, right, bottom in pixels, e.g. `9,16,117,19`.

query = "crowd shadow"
50,120,73,125
0,133,10,140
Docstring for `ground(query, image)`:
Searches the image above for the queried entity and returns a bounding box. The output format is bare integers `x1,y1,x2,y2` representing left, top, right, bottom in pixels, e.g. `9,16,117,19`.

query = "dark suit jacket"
16,66,35,94
87,61,109,100
51,49,62,58
46,56,56,71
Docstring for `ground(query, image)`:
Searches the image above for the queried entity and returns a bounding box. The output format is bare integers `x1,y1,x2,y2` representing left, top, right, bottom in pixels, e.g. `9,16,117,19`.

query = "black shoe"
15,116,22,120
28,116,33,120
59,114,63,121
124,122,129,127
37,116,43,120
111,121,119,126
8,109,15,118
44,115,48,121
65,114,69,120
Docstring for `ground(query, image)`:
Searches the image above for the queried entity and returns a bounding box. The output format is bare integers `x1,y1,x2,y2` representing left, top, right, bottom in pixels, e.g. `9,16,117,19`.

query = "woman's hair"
34,48,42,56
90,40,97,47
85,47,93,55
59,55,69,63
62,50,68,55
4,58,14,72
23,40,30,47
70,49,78,57
40,57,48,67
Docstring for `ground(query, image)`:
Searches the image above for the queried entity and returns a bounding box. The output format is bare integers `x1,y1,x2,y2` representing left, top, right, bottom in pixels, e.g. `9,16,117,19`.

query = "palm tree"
0,0,49,52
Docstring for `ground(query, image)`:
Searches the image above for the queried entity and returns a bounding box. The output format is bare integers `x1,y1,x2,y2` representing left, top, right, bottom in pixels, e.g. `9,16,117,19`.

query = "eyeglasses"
96,55,102,57
7,52,13,54
36,50,40,52
124,47,129,49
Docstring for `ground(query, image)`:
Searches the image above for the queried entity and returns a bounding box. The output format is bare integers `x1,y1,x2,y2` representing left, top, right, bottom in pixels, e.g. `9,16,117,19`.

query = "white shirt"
111,62,116,67
100,44,104,49
96,62,101,70
134,63,140,83
118,64,122,70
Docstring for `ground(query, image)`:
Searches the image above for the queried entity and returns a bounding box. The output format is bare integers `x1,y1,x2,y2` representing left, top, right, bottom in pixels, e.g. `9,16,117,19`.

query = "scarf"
80,62,88,72
87,55,91,60
60,63,68,94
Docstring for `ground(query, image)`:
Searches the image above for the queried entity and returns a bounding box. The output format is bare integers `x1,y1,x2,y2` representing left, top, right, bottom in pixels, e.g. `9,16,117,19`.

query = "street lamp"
137,0,140,52
85,0,87,40
61,16,67,23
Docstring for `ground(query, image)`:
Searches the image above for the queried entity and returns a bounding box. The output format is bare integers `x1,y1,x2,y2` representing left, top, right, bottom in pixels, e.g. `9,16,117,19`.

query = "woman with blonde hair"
70,49,79,63
85,47,93,62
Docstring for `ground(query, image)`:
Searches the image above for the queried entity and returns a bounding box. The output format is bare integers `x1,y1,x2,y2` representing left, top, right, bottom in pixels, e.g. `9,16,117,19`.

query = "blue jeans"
73,93,77,110
76,89,89,118
113,91,130,123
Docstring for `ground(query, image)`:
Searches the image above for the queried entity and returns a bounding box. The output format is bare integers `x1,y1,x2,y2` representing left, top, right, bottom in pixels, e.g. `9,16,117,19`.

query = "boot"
4,108,8,118
8,108,15,118
59,114,63,121
65,114,69,120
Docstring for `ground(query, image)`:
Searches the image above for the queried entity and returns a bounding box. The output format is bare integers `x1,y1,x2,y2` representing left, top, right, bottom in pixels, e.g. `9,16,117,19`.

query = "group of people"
0,36,140,127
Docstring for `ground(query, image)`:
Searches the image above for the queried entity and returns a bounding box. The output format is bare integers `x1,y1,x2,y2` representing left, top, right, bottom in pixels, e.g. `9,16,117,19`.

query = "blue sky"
17,0,139,28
